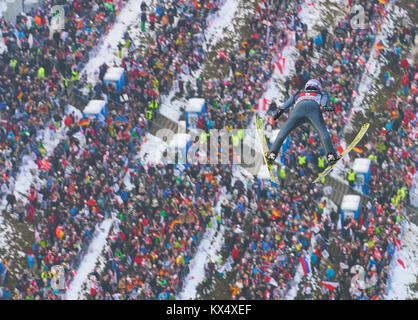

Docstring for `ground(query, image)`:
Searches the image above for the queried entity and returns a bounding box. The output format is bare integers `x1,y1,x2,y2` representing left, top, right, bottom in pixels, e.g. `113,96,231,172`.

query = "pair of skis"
254,115,370,184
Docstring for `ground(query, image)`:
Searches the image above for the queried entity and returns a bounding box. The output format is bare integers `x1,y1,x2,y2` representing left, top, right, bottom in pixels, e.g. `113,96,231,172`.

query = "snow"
159,0,242,123
81,0,149,84
178,163,250,300
136,133,168,166
158,92,186,123
410,172,418,208
257,165,271,181
341,195,361,212
0,215,14,253
177,191,227,300
386,221,418,300
353,158,371,174
65,104,83,120
345,2,407,132
83,100,106,115
203,0,240,50
123,169,135,192
14,122,67,202
65,218,115,300
178,221,226,300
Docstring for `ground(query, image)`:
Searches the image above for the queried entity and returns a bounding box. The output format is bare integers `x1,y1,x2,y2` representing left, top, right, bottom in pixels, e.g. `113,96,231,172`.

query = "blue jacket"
120,190,129,201
326,268,335,279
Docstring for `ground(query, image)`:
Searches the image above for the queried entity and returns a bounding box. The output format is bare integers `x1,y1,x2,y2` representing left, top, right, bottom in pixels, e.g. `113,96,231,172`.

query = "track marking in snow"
178,221,226,300
65,218,115,300
81,0,151,84
386,221,418,300
159,0,243,122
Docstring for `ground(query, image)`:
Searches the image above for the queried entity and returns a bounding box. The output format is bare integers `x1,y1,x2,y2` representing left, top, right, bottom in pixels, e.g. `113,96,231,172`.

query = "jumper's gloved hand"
273,108,284,120
323,105,334,112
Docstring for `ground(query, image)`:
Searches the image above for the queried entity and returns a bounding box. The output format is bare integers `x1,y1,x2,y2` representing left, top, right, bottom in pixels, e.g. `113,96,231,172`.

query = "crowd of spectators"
0,0,125,180
305,53,416,300
1,0,227,300
0,0,132,299
0,0,415,300
197,0,416,300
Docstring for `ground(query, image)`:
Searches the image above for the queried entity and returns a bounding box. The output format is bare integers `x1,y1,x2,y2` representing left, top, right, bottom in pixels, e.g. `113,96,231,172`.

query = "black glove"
323,105,334,112
273,109,284,120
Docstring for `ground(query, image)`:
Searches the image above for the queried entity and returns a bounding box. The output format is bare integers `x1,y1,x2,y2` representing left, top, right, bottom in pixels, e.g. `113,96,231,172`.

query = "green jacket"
298,155,306,165
347,170,356,181
318,156,325,168
37,67,45,78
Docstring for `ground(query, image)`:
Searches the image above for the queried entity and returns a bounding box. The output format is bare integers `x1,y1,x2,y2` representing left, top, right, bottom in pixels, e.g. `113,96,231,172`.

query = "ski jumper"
269,90,337,158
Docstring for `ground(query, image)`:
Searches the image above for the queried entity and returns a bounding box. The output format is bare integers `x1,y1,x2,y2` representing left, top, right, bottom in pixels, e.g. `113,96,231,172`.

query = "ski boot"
327,153,340,166
265,151,277,166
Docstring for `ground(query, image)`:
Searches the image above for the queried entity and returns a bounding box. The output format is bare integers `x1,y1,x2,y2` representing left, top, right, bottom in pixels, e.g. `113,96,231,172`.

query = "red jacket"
232,247,239,259
401,75,410,86
87,198,96,207
64,116,73,127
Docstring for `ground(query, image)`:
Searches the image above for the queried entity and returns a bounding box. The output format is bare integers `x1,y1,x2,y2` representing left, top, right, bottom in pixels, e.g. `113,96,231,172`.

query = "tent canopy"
341,195,361,211
185,98,205,113
83,100,106,115
353,158,371,173
103,67,125,82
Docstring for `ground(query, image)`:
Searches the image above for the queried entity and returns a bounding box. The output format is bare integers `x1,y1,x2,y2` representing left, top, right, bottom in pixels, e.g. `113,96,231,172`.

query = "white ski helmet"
305,79,322,91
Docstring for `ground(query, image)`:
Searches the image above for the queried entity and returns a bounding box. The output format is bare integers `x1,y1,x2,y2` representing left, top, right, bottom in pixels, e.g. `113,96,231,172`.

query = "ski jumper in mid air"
265,79,339,166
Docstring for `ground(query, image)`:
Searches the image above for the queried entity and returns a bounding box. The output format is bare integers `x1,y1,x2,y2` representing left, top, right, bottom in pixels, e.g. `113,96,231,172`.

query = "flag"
397,258,406,269
313,211,319,223
299,255,310,275
374,42,385,50
55,226,64,239
364,142,374,150
273,53,286,74
321,281,339,291
340,262,349,269
17,91,23,99
41,159,51,170
353,146,364,153
344,219,355,230
394,238,401,251
79,118,89,126
337,145,344,154
258,98,271,111
378,0,388,4
321,249,330,259
150,230,161,242
352,90,359,98
169,219,181,229
108,234,118,240
269,277,278,287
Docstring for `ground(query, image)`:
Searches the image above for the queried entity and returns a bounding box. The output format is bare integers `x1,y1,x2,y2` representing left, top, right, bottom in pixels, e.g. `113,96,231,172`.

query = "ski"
254,115,279,184
313,122,370,184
